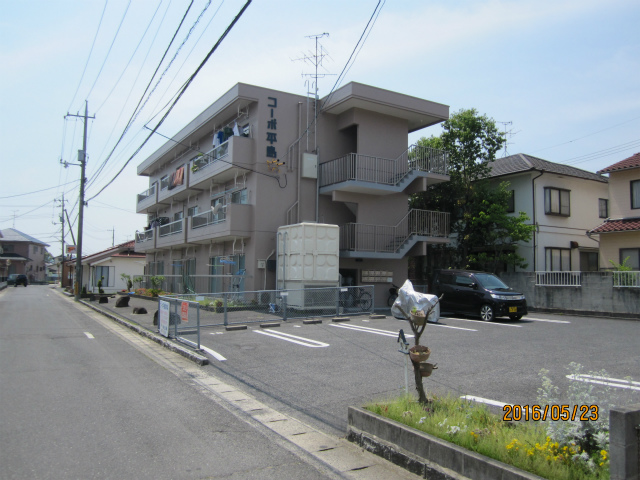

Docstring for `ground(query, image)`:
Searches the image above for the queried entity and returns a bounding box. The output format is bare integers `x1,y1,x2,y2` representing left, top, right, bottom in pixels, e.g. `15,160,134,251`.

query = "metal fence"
535,271,582,287
613,271,640,288
135,274,246,296
158,285,374,349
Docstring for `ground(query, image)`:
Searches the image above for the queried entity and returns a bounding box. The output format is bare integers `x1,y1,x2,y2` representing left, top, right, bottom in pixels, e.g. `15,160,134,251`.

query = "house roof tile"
597,152,640,174
0,228,49,246
488,154,607,183
589,217,640,233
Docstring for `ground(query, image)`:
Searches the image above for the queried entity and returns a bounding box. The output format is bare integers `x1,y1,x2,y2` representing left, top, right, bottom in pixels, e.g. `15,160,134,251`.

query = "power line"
87,0,253,203
0,180,80,199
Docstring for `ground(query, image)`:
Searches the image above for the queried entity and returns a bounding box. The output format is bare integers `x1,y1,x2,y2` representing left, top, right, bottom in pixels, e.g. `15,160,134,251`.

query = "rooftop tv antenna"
292,33,334,152
497,121,520,157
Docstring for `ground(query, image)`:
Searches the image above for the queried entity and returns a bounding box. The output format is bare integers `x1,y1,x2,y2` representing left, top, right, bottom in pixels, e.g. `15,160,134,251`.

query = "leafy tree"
411,108,532,274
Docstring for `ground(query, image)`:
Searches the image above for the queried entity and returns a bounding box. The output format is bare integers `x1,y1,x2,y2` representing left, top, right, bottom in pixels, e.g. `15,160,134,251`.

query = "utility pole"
65,101,95,300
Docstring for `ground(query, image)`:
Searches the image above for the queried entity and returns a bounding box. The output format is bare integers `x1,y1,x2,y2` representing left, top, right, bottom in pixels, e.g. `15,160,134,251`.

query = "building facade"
0,228,49,282
589,153,640,270
80,241,146,294
134,82,451,306
487,154,608,272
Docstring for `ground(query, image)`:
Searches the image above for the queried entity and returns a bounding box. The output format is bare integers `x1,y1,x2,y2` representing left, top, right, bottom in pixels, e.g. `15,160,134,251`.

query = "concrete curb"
80,299,209,366
347,406,545,480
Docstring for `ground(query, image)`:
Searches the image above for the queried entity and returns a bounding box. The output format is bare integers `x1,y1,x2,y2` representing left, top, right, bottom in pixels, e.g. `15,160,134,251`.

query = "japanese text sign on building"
266,96,284,172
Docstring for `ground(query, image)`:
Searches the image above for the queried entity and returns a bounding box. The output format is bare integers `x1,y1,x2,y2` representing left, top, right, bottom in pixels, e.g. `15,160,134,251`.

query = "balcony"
188,203,253,244
156,218,187,249
134,228,155,253
189,135,254,190
319,145,449,196
136,184,157,214
339,209,449,258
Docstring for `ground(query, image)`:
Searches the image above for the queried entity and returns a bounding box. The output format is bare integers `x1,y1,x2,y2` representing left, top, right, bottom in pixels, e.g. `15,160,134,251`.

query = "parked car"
431,270,526,321
7,274,28,287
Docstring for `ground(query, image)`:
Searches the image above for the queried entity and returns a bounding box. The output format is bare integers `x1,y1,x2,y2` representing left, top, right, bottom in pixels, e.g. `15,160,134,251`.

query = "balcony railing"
191,141,230,172
135,229,154,243
159,219,183,237
319,145,448,188
535,271,582,287
137,184,156,203
340,209,449,254
613,271,640,288
191,209,226,229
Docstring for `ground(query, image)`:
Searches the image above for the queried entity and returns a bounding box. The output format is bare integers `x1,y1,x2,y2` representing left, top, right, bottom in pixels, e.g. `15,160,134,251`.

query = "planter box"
347,406,544,480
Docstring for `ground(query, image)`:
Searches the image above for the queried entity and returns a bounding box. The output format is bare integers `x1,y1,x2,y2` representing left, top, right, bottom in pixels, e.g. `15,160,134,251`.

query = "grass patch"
365,394,608,480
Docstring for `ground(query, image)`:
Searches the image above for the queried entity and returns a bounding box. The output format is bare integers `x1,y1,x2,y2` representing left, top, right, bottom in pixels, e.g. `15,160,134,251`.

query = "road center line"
84,332,94,339
254,330,329,348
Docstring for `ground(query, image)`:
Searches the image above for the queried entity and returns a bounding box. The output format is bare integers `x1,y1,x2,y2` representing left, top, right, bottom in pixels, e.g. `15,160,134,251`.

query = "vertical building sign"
266,97,284,172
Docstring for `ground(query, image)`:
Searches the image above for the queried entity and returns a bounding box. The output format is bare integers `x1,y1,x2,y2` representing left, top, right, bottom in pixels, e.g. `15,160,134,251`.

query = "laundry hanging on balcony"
168,167,185,190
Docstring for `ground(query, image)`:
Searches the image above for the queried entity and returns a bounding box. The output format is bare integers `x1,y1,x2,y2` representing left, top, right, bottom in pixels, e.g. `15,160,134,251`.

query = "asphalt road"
0,286,345,479
188,305,640,436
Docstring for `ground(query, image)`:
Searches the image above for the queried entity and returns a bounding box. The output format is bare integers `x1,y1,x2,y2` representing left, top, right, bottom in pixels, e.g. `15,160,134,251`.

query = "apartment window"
160,175,170,190
545,247,571,271
173,211,183,221
506,190,515,213
187,206,199,217
631,180,640,209
544,187,570,216
231,189,248,204
620,248,640,270
598,198,608,218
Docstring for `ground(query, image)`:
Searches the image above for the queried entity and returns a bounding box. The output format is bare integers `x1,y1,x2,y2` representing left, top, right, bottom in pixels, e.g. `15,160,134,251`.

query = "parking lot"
176,309,640,436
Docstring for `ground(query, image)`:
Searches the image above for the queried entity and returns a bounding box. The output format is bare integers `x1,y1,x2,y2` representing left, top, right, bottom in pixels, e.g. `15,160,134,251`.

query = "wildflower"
418,417,427,424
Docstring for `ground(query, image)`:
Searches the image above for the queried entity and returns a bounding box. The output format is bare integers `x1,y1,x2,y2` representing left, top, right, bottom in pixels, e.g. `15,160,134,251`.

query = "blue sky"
1,0,639,256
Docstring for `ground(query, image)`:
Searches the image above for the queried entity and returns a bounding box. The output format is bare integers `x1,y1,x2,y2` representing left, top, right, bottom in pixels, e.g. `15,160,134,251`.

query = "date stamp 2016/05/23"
503,405,599,422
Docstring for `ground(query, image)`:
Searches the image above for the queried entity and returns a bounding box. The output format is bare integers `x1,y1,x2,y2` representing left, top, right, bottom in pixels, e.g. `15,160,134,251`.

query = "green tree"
411,108,531,274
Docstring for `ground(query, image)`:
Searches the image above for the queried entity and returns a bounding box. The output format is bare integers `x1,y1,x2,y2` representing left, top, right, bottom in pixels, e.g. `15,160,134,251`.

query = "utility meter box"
301,153,318,179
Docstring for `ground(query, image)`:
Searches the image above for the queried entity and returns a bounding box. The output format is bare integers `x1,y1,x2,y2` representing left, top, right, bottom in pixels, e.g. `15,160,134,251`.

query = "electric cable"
0,180,80,199
86,0,253,203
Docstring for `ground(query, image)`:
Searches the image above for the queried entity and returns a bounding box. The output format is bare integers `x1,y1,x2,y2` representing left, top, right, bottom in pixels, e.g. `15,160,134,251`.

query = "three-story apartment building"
134,82,450,306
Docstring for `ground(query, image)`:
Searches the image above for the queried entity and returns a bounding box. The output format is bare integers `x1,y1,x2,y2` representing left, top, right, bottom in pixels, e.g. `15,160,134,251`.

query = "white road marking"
460,395,507,408
568,374,640,391
254,330,329,348
444,317,521,327
178,336,227,361
430,324,477,332
84,332,94,339
525,317,571,324
329,323,414,338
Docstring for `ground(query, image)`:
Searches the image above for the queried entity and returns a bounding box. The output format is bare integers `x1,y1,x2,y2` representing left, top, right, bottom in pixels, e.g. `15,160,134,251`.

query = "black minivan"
431,270,527,321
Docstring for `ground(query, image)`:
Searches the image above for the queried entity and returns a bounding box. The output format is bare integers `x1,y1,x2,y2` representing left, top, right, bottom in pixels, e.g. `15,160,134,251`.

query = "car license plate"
509,306,517,313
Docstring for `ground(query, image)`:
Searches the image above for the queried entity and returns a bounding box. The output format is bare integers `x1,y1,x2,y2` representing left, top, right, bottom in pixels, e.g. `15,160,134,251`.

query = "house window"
3,244,14,253
544,187,570,216
545,247,571,271
94,266,115,288
631,180,640,209
580,251,599,272
620,248,640,270
160,175,170,190
598,198,608,218
506,190,515,213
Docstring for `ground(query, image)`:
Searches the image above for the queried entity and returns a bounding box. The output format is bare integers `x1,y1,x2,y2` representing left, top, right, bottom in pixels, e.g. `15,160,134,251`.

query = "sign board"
159,300,170,337
180,301,189,323
66,245,77,255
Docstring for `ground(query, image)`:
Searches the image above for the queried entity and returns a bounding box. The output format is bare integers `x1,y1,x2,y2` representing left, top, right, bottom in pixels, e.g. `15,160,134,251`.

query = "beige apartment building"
134,82,450,307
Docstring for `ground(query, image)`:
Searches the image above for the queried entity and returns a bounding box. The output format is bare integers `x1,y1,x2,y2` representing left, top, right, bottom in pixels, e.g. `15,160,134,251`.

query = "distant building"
487,154,608,272
0,228,50,282
589,153,640,270
80,241,146,293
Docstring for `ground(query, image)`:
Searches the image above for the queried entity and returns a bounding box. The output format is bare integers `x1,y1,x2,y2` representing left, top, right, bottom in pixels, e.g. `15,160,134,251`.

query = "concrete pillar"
610,404,640,480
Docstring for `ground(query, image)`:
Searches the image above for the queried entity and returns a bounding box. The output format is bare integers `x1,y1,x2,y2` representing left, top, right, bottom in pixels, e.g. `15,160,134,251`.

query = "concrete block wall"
609,404,640,480
500,272,640,317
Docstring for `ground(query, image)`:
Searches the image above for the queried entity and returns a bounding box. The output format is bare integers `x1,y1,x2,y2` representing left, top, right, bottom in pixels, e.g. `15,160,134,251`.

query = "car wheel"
479,304,494,322
509,314,523,321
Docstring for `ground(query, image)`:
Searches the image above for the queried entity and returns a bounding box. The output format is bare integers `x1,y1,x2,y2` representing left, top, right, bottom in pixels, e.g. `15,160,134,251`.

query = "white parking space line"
430,323,478,332
444,317,522,327
84,332,94,339
525,317,571,324
254,330,329,348
329,324,414,338
177,337,227,361
568,374,640,391
460,395,508,408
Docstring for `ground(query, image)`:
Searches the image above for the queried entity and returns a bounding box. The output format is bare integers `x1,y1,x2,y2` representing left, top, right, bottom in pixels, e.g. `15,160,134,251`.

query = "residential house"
588,153,640,270
80,241,146,293
134,82,451,306
486,154,608,273
0,228,50,282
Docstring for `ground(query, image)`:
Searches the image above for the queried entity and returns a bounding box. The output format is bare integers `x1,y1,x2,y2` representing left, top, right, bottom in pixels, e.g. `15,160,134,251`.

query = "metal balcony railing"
135,229,154,243
137,184,156,204
191,209,226,229
535,271,582,287
319,145,448,188
191,141,230,172
340,209,449,253
159,219,183,237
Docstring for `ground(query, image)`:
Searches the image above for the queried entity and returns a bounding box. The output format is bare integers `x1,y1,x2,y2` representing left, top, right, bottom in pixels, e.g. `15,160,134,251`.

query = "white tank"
277,223,339,286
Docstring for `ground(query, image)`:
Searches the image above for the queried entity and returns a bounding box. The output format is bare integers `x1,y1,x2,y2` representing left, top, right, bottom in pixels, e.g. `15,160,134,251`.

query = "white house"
487,154,608,272
81,241,146,293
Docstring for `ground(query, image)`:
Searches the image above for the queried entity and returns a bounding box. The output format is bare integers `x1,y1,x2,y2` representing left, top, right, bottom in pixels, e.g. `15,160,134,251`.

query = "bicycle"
340,286,372,311
387,283,399,307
